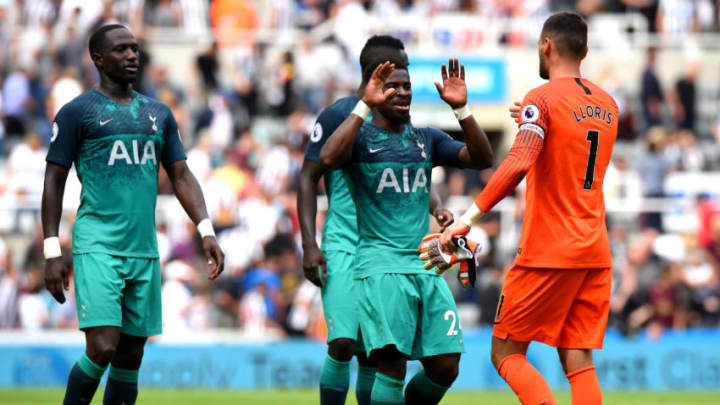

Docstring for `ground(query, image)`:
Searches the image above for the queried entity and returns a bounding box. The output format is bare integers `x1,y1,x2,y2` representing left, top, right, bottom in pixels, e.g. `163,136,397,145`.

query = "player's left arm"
434,58,493,169
162,112,224,280
440,114,546,250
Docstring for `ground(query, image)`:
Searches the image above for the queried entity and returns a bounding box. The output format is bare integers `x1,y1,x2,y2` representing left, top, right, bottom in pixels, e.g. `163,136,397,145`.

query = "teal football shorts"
73,253,162,337
321,250,365,349
354,272,465,359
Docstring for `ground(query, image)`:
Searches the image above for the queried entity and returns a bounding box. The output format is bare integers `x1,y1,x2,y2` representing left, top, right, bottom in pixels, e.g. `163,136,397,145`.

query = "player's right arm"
298,160,327,287
318,62,396,169
298,104,351,287
42,163,70,303
42,103,82,304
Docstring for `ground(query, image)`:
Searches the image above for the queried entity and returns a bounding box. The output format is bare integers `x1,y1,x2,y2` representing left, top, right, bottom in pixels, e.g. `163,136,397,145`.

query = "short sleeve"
161,109,187,169
427,127,464,167
516,89,550,139
304,106,347,163
46,103,83,168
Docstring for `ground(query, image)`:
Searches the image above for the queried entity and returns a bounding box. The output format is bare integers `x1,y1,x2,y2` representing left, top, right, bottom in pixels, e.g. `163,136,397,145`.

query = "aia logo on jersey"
107,139,157,166
376,167,429,194
521,105,540,123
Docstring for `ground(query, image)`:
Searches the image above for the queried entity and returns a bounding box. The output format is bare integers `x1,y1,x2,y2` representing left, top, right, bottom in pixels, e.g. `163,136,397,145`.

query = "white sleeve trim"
459,203,484,226
519,123,545,139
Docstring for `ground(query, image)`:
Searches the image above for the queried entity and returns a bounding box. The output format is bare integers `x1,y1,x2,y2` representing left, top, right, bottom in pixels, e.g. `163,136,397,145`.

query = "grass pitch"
0,389,718,404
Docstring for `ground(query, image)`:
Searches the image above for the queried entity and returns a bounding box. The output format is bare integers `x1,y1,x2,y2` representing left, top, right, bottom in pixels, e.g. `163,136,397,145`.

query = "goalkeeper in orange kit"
422,12,618,405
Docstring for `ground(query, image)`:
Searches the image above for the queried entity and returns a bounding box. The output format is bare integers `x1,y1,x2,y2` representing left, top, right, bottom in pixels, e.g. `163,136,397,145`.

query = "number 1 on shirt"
583,130,599,190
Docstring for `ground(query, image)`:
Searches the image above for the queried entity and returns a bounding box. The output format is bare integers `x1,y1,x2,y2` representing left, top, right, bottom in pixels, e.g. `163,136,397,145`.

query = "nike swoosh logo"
369,147,384,153
99,119,112,126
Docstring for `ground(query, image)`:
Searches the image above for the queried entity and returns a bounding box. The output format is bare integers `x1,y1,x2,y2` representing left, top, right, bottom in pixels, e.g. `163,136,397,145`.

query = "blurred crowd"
0,0,718,342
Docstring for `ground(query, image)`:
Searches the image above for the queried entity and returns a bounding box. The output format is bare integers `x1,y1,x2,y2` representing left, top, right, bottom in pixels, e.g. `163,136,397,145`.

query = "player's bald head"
540,12,587,60
89,24,131,56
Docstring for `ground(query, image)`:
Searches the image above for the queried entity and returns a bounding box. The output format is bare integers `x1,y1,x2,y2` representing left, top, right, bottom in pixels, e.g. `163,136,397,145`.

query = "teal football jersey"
46,89,186,258
343,122,464,279
304,96,359,253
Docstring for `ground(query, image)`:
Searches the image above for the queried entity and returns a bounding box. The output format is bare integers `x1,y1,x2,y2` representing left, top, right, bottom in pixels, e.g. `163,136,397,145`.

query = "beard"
378,104,411,126
385,111,411,126
539,55,549,80
394,113,411,125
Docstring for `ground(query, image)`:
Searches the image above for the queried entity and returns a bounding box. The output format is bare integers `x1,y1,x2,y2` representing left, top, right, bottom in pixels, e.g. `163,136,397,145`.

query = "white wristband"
352,100,371,120
44,237,62,259
459,203,484,226
197,218,215,238
453,104,472,121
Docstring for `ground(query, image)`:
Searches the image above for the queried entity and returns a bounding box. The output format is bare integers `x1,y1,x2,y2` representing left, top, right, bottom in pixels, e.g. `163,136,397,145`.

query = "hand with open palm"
434,58,467,109
362,61,396,107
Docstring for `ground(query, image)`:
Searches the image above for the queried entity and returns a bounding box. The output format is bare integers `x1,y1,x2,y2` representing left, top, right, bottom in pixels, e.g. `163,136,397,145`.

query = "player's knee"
356,352,376,368
425,354,460,386
436,361,459,385
375,346,407,379
490,348,504,370
436,355,460,386
557,348,592,375
328,338,355,362
87,342,118,365
124,343,145,364
112,343,145,369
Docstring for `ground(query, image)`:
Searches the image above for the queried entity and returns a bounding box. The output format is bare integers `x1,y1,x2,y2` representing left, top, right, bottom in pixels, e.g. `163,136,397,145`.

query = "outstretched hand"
362,61,396,107
434,58,467,109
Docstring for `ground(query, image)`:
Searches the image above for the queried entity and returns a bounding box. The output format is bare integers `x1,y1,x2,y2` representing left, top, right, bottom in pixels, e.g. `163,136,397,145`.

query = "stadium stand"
0,0,718,346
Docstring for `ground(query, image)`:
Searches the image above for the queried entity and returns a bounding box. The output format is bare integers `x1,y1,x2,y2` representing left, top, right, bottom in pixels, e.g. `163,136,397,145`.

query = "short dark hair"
359,35,408,83
541,12,587,59
89,24,128,56
359,35,405,67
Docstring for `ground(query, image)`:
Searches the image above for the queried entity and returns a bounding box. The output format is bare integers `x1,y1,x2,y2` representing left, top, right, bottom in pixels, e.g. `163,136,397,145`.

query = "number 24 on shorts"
445,310,460,336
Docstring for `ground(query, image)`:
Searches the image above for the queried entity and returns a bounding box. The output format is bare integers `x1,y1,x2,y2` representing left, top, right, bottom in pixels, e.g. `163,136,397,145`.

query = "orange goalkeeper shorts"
492,264,611,349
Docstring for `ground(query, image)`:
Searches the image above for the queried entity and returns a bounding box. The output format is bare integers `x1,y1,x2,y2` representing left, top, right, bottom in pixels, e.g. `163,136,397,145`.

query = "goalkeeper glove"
418,233,480,287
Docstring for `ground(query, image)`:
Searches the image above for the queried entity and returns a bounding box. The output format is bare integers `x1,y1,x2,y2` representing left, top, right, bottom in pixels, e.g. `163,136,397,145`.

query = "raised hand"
362,61,396,107
434,58,467,109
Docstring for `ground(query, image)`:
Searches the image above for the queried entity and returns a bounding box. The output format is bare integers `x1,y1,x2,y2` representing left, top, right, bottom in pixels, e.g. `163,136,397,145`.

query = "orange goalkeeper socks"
567,366,601,405
497,354,556,405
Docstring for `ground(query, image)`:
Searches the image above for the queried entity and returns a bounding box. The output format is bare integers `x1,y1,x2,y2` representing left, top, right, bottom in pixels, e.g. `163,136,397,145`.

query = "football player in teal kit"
42,25,224,405
298,35,454,405
319,56,493,404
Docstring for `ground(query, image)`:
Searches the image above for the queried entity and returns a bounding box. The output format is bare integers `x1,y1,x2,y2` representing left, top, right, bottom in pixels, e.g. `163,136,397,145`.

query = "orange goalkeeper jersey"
513,77,618,268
